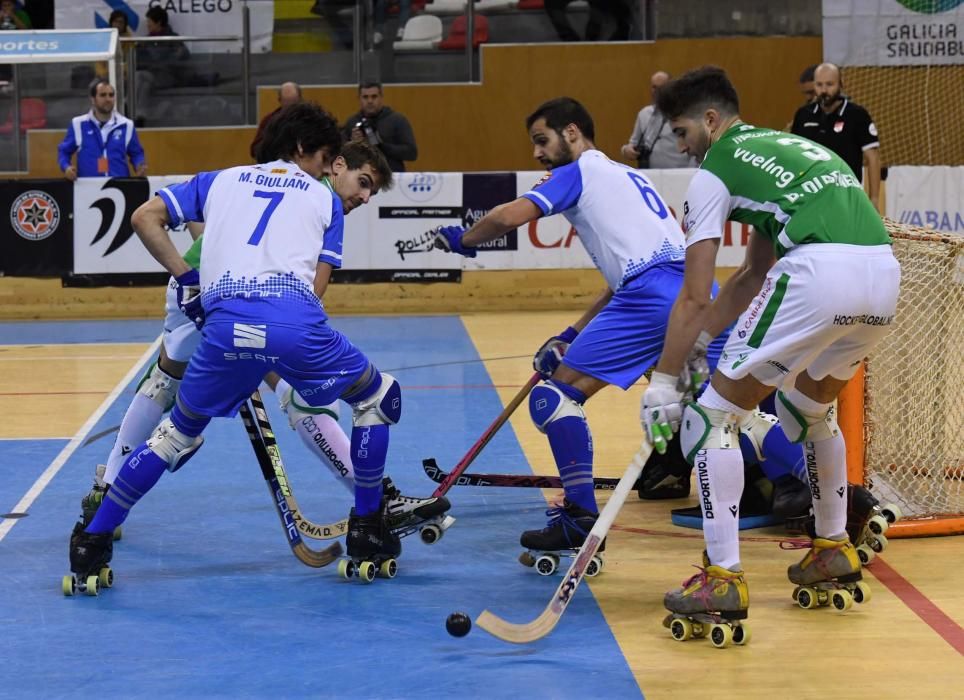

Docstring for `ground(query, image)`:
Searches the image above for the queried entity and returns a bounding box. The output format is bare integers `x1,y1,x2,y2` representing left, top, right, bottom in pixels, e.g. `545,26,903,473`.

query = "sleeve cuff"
522,191,552,215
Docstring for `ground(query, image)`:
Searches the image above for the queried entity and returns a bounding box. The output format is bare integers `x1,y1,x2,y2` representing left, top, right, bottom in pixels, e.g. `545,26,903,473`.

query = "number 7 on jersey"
247,190,285,245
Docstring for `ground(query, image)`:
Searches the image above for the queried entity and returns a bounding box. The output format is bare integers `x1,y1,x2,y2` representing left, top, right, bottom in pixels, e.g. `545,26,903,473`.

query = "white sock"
806,433,848,540
104,393,165,484
276,379,355,493
696,447,745,571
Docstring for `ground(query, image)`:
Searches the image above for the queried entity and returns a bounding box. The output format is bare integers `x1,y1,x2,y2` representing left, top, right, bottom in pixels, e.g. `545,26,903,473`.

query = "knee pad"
281,386,340,430
528,380,586,434
775,389,839,443
680,402,740,464
738,410,779,462
350,372,401,427
136,361,180,412
144,418,203,473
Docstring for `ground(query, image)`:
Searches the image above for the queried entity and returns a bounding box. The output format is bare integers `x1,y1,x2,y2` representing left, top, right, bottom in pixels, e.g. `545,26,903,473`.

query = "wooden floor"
2,312,962,698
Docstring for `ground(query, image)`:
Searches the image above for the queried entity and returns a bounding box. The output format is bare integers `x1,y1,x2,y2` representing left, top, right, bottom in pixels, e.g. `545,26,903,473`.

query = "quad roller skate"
338,507,402,583
382,477,455,545
662,556,751,649
785,484,901,565
518,500,605,577
63,522,114,597
788,537,871,612
81,465,122,542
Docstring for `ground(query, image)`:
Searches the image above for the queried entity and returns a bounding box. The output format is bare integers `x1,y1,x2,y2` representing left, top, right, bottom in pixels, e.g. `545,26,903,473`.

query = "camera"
355,117,379,145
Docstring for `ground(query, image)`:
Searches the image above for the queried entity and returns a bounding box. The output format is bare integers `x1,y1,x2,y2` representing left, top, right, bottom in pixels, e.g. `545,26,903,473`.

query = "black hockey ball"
446,611,471,637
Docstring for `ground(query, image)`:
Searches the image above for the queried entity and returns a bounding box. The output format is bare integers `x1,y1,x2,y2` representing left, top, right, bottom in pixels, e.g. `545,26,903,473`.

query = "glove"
431,225,477,258
641,371,684,455
532,326,578,379
175,269,205,330
680,330,714,394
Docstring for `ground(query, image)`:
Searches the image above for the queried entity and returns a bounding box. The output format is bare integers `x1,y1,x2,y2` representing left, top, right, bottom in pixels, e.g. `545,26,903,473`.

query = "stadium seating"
0,98,48,135
394,14,445,51
437,14,491,49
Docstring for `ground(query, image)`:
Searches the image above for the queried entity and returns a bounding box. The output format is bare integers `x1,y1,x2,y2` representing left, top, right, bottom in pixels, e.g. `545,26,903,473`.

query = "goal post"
839,220,964,538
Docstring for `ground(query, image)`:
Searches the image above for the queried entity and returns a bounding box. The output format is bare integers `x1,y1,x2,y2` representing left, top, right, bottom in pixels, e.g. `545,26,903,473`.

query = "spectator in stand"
250,82,302,160
790,62,882,213
341,82,417,172
58,79,146,180
0,0,30,30
621,70,695,169
373,0,412,46
96,10,133,79
545,0,632,42
134,6,190,122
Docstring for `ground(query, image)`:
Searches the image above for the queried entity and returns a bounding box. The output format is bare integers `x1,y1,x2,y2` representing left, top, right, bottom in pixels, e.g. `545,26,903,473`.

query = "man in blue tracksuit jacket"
58,79,147,180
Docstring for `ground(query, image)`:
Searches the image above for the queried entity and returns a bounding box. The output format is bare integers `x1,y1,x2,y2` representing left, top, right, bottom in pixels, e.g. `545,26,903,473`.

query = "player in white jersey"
68,104,418,586
432,97,736,561
642,67,900,643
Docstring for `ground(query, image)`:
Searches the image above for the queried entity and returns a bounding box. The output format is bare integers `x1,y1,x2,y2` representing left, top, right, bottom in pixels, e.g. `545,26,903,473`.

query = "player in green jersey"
641,66,900,645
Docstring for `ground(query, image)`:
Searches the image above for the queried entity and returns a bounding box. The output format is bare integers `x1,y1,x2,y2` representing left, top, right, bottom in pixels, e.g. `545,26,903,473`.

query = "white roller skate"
788,537,871,612
381,477,455,545
662,557,751,649
518,500,605,577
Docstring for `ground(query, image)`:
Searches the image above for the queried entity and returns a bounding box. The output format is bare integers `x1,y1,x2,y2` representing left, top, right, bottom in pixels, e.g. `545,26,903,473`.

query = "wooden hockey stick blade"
422,458,621,490
242,395,343,567
475,439,654,644
432,372,541,498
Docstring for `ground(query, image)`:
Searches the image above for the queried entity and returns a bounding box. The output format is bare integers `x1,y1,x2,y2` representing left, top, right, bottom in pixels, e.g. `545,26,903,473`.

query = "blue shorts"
563,264,728,390
177,306,370,418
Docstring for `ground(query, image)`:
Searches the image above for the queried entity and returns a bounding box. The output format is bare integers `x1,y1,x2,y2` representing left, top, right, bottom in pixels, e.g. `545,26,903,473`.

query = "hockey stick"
429,371,541,498
475,437,654,644
240,392,343,567
422,460,622,490
245,391,350,541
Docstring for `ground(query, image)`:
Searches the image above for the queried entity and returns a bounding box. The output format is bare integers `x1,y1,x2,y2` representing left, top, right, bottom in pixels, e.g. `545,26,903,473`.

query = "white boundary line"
0,335,161,543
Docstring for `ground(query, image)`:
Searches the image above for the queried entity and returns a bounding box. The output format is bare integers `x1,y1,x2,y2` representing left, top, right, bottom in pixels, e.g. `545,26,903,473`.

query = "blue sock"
351,424,389,516
547,415,596,513
739,424,806,483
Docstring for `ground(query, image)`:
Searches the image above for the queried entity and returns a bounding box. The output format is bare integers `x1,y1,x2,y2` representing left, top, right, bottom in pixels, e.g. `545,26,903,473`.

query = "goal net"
852,220,964,536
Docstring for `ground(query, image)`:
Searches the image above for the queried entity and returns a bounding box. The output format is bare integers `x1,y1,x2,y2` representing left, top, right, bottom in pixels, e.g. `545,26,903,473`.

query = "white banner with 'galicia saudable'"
885,165,964,233
823,0,964,66
55,1,274,53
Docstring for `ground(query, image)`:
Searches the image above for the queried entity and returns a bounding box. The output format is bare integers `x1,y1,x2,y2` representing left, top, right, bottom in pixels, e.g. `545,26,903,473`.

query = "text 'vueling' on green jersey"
682,123,889,258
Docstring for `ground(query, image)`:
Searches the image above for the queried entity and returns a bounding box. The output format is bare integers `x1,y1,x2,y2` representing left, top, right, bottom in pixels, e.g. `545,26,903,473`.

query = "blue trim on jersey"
201,271,325,320
563,264,726,389
320,196,345,268
522,161,583,216
160,170,221,226
620,238,687,287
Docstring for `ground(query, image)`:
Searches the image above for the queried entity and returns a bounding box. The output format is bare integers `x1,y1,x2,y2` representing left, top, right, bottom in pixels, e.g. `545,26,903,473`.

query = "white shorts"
718,244,900,388
163,277,202,363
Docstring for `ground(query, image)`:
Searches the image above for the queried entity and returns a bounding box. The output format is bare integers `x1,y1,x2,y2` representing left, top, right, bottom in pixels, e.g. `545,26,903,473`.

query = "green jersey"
682,123,889,258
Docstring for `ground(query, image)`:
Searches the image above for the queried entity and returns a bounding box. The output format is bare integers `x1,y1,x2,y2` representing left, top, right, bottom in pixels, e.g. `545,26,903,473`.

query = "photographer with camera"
341,81,418,173
620,71,695,169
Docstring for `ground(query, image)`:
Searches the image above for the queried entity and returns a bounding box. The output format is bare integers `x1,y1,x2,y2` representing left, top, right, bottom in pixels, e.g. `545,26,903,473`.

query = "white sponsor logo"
233,323,266,348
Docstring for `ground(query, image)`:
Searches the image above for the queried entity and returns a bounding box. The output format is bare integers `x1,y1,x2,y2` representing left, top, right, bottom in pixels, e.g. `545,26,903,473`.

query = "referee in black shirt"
790,62,882,213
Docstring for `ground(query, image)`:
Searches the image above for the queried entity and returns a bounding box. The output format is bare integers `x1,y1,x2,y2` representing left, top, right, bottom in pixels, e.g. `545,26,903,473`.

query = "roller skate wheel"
84,575,99,596
358,561,376,583
113,526,123,542
669,617,692,641
62,575,75,596
535,554,558,576
868,515,889,536
831,589,853,612
710,623,733,649
791,586,801,602
379,559,398,579
868,533,887,553
853,581,872,605
337,559,354,580
518,551,536,568
796,587,818,609
881,504,901,523
420,524,441,545
856,544,875,566
586,556,603,578
98,567,113,589
732,623,751,646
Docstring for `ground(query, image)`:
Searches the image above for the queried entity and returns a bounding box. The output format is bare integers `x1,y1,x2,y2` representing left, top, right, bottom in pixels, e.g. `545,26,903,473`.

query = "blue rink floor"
0,318,642,699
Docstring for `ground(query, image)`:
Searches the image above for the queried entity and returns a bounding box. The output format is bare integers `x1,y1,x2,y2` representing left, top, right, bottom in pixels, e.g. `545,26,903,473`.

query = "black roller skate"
785,484,902,565
381,477,455,545
81,464,122,542
63,522,114,597
518,499,605,577
636,434,692,499
771,475,812,521
339,507,403,583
